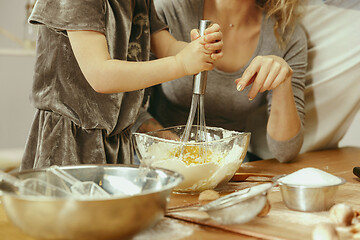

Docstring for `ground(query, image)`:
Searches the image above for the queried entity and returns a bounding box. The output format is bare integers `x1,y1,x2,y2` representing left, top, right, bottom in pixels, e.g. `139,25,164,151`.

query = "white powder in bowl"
279,168,342,187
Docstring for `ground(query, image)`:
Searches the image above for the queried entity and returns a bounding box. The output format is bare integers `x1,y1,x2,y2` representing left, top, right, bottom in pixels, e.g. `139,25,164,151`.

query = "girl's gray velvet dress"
21,0,167,169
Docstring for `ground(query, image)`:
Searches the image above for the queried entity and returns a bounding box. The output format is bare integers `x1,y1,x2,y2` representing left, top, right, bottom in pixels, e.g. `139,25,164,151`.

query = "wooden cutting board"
167,182,360,240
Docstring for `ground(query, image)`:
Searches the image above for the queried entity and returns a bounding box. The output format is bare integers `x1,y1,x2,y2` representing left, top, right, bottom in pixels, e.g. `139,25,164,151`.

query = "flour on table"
269,208,331,226
133,218,196,240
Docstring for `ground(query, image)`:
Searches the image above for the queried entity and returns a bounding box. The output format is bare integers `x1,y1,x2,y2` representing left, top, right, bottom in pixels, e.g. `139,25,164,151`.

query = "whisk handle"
198,19,212,36
193,20,212,95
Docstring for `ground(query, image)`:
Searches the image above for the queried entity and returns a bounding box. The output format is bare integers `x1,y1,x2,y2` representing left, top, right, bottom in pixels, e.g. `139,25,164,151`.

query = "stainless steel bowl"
0,165,183,240
274,175,346,212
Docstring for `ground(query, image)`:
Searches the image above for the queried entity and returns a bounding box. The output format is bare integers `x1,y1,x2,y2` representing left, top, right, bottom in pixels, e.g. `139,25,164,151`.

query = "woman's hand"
175,23,223,75
234,55,301,143
235,55,293,100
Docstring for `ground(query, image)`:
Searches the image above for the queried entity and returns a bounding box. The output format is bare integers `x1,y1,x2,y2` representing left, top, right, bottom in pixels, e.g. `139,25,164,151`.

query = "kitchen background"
0,0,359,168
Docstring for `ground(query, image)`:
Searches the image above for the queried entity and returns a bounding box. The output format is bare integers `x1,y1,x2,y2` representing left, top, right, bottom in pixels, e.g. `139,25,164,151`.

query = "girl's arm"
151,24,223,59
67,25,222,94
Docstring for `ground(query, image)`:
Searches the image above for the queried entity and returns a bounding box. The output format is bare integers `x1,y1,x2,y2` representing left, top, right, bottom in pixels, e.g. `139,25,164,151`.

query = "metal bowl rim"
200,183,273,212
274,174,346,189
1,164,184,202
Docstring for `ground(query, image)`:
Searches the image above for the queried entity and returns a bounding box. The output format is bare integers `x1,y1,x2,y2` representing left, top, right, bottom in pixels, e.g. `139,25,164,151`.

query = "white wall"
0,55,35,149
0,0,35,151
339,112,360,148
0,1,27,48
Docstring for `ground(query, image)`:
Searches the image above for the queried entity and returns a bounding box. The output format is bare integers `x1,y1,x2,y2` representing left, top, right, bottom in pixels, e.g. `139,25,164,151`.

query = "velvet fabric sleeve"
29,0,106,33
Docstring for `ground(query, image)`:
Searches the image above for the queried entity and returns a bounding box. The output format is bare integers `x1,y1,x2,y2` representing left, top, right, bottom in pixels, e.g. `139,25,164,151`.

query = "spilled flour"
269,208,331,226
132,218,196,240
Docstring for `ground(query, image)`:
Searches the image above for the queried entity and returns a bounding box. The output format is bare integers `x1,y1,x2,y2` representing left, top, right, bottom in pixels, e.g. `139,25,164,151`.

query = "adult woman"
138,0,307,163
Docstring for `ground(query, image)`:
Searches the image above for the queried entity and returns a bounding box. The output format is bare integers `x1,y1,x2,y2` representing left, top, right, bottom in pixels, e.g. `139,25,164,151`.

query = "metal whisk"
180,20,212,159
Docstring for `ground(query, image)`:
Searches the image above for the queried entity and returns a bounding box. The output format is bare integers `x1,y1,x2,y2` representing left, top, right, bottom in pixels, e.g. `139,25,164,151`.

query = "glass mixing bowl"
133,125,251,192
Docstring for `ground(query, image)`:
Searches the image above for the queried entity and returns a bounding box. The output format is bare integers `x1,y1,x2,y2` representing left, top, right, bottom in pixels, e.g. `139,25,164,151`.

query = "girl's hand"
175,24,223,75
190,23,224,61
235,55,293,100
191,23,224,61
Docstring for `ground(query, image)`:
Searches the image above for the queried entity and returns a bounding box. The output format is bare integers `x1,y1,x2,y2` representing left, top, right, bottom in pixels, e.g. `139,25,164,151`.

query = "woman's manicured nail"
249,97,253,101
236,84,242,91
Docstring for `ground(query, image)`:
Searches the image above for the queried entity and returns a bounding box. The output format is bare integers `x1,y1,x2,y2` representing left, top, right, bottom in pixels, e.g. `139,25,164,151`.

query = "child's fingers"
203,61,215,70
190,29,201,41
204,31,223,43
205,40,223,51
204,23,221,34
210,51,223,61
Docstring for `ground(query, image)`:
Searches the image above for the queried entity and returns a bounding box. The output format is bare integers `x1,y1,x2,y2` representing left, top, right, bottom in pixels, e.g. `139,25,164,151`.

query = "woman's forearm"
267,77,301,141
137,118,164,133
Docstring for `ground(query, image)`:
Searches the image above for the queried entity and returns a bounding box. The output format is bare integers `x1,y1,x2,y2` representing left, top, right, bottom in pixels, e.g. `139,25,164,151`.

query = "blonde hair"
256,0,306,48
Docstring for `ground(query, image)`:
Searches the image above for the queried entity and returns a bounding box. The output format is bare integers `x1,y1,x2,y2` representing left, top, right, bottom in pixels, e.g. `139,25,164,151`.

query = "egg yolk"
171,145,213,165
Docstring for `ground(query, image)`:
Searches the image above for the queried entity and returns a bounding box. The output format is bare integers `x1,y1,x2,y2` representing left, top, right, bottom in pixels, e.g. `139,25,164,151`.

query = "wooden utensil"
230,173,275,182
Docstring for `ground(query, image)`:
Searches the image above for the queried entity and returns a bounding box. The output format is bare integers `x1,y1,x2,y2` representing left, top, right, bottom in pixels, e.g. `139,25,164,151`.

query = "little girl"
21,0,223,169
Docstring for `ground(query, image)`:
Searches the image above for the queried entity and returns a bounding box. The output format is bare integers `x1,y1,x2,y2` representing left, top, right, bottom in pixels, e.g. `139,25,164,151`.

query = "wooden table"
167,147,360,240
1,147,360,240
237,147,360,184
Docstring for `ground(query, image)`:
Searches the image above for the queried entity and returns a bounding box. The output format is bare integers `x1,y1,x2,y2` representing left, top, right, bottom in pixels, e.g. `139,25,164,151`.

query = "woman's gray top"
144,0,307,162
